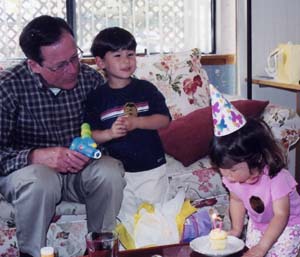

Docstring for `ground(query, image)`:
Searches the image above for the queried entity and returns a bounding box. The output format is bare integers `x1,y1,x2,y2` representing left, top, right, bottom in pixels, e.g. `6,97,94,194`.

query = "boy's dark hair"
209,118,286,178
19,15,74,64
90,27,137,58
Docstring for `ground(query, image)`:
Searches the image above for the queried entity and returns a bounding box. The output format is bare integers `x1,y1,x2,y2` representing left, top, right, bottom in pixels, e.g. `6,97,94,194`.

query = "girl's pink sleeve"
271,169,298,200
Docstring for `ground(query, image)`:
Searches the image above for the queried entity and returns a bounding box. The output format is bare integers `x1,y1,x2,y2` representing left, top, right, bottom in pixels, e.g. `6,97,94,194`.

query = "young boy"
86,27,171,219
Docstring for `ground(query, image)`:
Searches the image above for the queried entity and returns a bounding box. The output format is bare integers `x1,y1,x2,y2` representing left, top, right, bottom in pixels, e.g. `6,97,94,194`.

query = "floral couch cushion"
134,48,210,119
262,103,300,150
166,155,228,202
0,199,88,257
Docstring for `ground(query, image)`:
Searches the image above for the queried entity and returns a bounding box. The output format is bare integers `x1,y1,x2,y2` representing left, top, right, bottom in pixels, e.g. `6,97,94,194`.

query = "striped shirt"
0,61,104,175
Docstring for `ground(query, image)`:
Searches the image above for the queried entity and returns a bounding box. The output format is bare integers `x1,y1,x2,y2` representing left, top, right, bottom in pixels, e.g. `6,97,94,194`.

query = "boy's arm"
228,191,246,237
92,129,114,144
123,114,170,131
92,117,127,144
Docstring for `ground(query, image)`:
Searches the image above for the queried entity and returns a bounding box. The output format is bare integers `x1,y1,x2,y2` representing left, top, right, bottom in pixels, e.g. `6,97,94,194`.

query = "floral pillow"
134,48,210,119
261,104,300,150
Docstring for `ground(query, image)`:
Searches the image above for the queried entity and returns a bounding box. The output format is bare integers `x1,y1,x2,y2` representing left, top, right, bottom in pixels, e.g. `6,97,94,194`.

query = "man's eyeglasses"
42,48,83,72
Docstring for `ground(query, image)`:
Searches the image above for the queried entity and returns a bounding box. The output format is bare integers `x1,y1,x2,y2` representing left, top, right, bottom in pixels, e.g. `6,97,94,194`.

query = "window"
0,0,215,61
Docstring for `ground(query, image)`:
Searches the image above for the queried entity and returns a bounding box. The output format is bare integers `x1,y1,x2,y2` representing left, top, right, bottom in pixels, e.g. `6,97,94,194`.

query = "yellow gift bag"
276,43,300,84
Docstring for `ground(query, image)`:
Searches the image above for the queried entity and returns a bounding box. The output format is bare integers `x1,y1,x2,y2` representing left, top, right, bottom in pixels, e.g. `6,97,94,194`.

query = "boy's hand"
121,115,138,131
110,116,127,138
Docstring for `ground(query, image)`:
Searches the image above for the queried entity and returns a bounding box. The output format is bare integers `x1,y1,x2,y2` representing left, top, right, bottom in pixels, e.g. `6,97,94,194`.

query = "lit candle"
216,215,223,230
211,213,218,229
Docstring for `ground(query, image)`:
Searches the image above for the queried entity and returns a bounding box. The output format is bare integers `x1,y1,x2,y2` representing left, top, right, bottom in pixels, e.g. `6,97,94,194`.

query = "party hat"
209,84,246,137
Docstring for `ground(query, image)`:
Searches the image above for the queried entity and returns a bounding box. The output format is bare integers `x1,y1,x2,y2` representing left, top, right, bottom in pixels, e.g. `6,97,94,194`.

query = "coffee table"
120,243,246,257
81,242,247,257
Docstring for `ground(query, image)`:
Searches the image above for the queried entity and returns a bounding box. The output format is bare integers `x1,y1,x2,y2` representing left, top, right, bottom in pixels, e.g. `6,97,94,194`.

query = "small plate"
190,235,245,257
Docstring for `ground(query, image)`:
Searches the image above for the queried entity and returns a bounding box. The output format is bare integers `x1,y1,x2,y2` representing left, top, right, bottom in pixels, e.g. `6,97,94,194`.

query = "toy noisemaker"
70,123,102,159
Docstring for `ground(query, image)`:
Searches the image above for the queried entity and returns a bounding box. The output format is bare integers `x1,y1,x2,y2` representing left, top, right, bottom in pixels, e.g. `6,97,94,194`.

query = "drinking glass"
86,231,118,257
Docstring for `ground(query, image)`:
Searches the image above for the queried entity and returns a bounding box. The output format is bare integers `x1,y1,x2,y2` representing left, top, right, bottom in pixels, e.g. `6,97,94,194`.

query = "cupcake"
209,228,228,250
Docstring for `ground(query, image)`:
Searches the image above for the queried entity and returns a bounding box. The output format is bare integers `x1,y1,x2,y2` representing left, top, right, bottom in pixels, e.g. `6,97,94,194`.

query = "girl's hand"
227,229,242,238
242,244,268,257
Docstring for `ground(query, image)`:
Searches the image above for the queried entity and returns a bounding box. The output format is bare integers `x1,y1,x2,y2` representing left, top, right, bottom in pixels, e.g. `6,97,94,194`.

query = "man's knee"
86,156,126,187
93,156,124,175
14,164,61,200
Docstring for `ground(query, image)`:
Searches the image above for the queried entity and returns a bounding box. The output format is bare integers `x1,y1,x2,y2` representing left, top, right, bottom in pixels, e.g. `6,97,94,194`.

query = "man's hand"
28,147,90,173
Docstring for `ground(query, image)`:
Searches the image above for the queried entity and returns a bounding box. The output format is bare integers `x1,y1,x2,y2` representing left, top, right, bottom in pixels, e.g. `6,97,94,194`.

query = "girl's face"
219,162,260,184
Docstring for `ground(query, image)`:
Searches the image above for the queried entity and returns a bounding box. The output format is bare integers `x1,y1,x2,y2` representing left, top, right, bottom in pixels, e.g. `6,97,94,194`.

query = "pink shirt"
223,167,300,232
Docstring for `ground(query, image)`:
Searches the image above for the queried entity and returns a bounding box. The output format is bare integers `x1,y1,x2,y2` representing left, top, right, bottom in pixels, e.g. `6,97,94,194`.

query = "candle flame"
211,212,223,230
212,213,223,221
211,213,218,220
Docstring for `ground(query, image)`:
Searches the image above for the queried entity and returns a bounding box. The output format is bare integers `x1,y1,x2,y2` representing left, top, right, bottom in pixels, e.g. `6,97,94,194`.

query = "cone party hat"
209,84,246,137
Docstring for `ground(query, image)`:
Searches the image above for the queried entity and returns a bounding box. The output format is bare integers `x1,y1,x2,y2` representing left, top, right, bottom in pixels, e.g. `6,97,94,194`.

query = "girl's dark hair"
209,118,286,178
90,27,137,58
19,15,74,64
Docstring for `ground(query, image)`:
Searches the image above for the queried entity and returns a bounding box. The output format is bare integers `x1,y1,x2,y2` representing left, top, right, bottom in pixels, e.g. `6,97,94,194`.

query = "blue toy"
70,123,101,159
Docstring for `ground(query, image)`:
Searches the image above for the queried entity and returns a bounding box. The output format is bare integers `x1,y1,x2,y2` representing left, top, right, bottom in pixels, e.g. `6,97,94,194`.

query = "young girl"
209,117,300,257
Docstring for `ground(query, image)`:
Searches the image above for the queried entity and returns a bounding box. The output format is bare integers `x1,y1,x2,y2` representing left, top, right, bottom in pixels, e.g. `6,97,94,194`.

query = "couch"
0,48,299,257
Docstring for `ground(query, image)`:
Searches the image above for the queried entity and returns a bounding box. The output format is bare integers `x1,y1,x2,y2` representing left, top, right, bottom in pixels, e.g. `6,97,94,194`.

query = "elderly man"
0,15,126,257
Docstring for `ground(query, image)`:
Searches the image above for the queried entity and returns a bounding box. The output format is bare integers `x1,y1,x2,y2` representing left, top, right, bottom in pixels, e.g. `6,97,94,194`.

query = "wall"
237,0,300,105
204,0,237,95
216,0,236,54
236,0,300,176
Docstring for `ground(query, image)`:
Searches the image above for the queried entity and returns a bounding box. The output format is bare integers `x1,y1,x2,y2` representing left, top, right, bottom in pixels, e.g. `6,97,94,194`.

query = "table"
251,77,300,193
251,77,300,115
119,243,246,257
82,242,247,257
